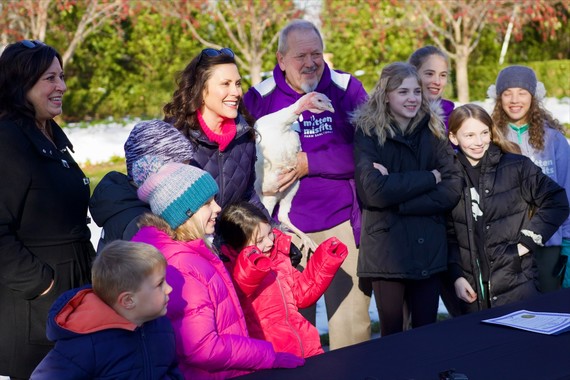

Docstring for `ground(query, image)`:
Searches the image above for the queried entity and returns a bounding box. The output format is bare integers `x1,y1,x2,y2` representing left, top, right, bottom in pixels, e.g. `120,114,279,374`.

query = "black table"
238,289,570,380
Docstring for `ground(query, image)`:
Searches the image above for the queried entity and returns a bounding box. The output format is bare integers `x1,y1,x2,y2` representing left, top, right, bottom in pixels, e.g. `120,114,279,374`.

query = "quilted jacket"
187,115,267,214
354,115,462,279
132,226,276,380
31,285,182,379
89,171,149,253
447,144,569,313
222,229,346,358
89,115,268,254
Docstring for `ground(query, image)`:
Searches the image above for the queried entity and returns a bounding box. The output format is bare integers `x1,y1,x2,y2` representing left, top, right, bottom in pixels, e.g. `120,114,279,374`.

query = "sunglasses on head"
21,40,46,49
198,48,234,63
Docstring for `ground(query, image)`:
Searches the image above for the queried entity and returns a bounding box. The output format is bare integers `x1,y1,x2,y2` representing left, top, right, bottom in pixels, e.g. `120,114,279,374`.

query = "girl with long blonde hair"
352,62,462,336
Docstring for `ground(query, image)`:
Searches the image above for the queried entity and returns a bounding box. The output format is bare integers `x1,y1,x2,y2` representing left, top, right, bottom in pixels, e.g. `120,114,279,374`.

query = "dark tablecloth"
238,289,570,380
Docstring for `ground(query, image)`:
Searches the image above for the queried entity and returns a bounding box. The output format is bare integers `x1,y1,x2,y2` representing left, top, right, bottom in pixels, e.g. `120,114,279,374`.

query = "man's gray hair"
277,19,324,55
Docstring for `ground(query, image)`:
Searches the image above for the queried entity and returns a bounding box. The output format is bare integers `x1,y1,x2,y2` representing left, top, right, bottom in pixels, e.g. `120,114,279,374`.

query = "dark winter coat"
447,144,569,314
0,117,95,378
89,171,149,253
188,115,268,215
31,286,183,379
354,116,462,279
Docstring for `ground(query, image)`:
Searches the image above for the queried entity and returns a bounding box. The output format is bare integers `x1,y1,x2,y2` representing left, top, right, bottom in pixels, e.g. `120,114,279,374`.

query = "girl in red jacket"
218,201,348,358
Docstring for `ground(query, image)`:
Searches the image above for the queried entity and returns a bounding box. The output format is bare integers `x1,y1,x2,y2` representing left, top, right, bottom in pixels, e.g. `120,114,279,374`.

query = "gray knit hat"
487,65,546,100
124,120,194,179
495,65,537,96
133,156,218,229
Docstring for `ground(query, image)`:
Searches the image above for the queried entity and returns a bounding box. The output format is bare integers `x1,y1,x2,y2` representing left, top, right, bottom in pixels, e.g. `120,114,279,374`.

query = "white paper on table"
482,310,570,335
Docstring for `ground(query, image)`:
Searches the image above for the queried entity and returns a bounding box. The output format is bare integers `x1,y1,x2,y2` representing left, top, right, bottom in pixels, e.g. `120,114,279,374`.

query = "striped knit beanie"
124,120,194,179
132,156,218,229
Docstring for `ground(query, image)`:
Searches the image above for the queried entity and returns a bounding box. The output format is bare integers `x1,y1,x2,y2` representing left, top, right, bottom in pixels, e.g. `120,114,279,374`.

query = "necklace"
37,122,56,146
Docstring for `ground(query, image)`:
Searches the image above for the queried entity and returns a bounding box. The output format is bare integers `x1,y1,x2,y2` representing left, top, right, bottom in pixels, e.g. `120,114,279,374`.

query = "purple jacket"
132,227,276,380
440,98,455,130
244,64,367,234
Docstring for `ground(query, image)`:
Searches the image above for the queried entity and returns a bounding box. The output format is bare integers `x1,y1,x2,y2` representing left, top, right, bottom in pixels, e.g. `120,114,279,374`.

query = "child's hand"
454,277,477,303
373,162,389,175
431,169,442,184
315,237,348,258
272,352,305,368
242,246,271,269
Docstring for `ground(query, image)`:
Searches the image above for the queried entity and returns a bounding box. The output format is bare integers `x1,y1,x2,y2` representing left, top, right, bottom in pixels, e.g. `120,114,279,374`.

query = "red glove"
272,352,305,368
241,246,271,270
314,237,348,258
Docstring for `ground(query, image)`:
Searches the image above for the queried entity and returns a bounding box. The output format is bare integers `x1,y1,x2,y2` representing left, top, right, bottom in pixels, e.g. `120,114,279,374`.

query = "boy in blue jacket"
31,240,182,379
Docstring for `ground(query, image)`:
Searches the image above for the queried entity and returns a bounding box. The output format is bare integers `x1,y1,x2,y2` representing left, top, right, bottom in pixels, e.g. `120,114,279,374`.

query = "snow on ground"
69,97,568,335
67,98,569,167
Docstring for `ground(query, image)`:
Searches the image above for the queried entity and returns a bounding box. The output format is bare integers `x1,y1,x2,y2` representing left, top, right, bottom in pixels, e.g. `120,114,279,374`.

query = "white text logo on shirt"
302,115,333,138
532,157,555,176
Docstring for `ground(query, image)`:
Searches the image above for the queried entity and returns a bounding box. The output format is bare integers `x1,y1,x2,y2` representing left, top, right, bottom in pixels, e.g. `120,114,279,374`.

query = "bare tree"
0,0,127,66
412,0,492,103
60,0,128,67
0,0,51,48
155,0,301,85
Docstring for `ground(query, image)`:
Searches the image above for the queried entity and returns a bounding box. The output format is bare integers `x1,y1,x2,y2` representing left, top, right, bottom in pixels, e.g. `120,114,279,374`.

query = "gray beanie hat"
124,120,194,179
494,65,537,96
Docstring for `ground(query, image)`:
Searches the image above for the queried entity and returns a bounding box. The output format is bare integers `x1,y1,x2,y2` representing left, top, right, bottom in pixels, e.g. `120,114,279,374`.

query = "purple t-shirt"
244,64,367,233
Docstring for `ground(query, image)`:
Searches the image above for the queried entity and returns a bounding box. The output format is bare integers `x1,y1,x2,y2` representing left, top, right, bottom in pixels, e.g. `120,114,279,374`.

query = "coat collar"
17,117,75,160
457,143,502,170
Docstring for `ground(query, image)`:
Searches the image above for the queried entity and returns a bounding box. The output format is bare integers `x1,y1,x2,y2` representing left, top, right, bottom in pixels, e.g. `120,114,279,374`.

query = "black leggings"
372,276,440,337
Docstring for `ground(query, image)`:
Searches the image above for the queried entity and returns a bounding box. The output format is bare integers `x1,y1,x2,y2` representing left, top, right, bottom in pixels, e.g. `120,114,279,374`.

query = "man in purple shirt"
244,19,370,350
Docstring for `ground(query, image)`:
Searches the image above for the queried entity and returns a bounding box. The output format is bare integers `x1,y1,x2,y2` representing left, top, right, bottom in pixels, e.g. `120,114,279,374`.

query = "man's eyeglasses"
21,40,46,49
198,48,234,63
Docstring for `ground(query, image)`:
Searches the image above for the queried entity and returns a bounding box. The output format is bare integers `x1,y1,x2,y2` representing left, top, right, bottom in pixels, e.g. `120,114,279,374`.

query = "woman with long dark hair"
0,40,95,379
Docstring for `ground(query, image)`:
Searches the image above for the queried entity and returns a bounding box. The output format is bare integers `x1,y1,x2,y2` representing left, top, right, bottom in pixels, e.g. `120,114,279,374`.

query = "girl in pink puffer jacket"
130,156,304,379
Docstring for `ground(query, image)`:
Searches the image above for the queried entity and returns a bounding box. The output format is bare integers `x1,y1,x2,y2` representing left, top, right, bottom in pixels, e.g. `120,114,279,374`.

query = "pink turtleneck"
196,110,237,152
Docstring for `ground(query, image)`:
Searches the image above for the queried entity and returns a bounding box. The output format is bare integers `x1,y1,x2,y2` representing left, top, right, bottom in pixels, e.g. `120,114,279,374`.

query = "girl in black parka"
352,62,462,336
446,104,569,315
